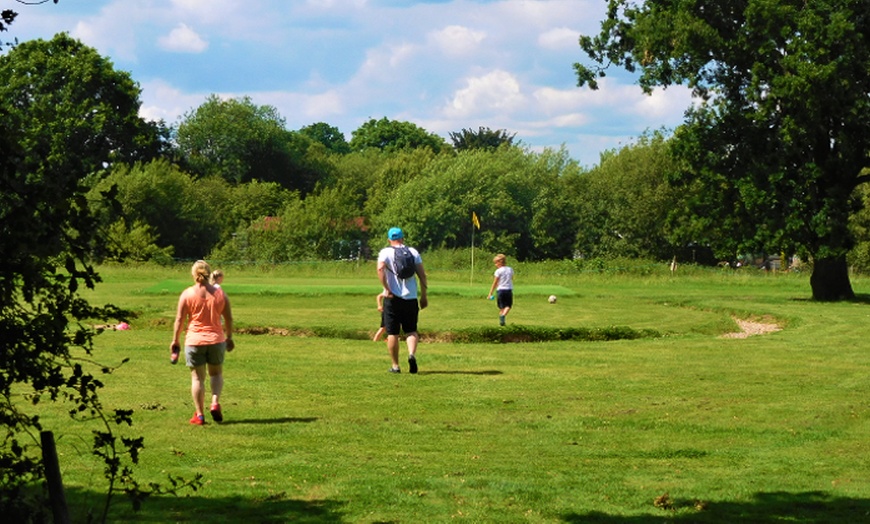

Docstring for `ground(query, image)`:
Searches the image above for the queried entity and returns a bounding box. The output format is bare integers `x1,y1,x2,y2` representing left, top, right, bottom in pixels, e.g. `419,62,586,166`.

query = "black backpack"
392,246,417,279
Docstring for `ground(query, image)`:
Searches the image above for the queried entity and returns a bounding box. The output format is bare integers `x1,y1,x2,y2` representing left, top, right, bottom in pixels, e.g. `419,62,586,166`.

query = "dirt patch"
237,326,309,337
720,317,782,339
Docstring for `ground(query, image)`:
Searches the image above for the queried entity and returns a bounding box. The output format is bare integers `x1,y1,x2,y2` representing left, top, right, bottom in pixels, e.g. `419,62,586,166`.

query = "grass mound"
236,324,661,343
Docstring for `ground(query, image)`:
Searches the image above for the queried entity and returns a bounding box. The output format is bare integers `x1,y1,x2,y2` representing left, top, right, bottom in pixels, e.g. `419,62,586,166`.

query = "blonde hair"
210,269,224,284
191,260,212,284
493,254,507,265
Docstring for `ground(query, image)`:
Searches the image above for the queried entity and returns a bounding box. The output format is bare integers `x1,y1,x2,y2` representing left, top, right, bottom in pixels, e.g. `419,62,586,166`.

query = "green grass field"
32,262,870,522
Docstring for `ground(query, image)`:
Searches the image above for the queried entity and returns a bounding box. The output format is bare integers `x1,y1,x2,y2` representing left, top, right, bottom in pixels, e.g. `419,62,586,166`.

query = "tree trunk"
810,255,855,301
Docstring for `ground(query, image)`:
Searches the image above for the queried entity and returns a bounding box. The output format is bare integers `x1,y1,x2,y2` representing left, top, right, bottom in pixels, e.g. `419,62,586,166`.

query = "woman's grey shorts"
185,342,226,368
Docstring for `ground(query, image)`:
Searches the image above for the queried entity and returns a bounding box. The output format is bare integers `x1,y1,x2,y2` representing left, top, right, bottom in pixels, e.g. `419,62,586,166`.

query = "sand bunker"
721,317,782,338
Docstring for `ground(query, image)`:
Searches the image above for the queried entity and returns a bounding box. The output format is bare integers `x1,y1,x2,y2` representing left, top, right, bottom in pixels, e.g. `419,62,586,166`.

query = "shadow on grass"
219,416,319,426
418,370,503,376
791,294,870,304
563,491,870,523
67,488,345,523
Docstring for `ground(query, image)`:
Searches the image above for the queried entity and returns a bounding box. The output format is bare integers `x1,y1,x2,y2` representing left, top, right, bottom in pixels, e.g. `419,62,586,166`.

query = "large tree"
576,0,870,300
0,33,163,176
175,95,288,183
298,122,351,154
449,126,517,152
0,33,197,520
350,117,450,154
175,95,327,194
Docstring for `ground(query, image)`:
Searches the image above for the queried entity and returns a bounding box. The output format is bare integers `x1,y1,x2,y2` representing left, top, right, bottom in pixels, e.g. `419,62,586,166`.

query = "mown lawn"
31,262,870,522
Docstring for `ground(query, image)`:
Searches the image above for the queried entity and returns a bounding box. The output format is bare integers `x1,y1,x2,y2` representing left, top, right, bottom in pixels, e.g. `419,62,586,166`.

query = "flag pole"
471,221,475,285
470,211,481,285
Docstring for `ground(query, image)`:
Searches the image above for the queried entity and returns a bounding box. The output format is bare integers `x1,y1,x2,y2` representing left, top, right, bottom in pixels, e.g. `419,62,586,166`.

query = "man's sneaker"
499,315,506,326
210,403,223,423
389,367,401,373
408,355,418,374
189,413,205,425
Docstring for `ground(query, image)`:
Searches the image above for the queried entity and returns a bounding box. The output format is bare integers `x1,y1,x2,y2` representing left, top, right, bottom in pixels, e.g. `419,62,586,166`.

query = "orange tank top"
182,284,226,346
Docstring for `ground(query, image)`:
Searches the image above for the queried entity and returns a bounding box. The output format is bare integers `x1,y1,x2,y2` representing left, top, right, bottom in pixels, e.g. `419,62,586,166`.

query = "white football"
548,295,557,304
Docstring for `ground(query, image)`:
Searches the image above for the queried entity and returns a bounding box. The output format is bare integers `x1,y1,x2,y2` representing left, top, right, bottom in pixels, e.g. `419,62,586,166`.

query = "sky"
7,0,695,167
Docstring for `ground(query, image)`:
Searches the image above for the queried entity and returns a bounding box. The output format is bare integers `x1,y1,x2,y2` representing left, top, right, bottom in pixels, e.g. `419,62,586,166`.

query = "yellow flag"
472,211,481,229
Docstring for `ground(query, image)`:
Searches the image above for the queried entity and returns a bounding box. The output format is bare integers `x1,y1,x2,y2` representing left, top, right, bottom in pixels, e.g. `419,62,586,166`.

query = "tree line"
5,32,870,276
0,34,679,267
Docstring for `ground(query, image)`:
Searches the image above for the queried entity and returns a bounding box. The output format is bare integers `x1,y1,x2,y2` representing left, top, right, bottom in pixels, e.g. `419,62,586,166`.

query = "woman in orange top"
171,260,234,425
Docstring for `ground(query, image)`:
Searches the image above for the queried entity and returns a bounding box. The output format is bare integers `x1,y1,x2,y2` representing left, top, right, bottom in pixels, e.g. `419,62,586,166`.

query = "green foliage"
322,148,389,205
449,127,517,151
105,219,175,264
175,95,328,194
213,186,364,262
363,147,439,221
372,147,580,261
89,160,228,260
568,130,683,260
227,179,296,230
0,33,161,178
847,176,870,273
175,94,285,183
350,117,450,154
298,122,350,154
91,162,296,261
282,130,336,196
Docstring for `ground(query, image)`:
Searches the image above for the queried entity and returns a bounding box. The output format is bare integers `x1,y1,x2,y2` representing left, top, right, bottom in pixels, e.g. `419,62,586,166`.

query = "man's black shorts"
383,296,419,335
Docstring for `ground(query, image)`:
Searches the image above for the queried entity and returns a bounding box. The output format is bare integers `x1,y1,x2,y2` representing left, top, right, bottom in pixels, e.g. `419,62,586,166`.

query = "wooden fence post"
41,431,71,524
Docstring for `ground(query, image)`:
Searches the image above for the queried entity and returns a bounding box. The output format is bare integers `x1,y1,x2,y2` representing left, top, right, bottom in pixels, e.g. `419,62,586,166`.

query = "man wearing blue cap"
377,227,428,373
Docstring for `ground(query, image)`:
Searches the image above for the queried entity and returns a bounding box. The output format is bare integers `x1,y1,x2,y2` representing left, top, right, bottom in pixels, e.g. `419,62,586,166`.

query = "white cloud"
305,0,368,8
158,23,208,53
548,113,590,127
357,42,418,77
533,79,692,126
538,27,579,50
167,0,275,39
258,90,346,121
170,0,239,20
15,0,695,168
68,3,145,62
429,25,486,55
632,86,694,120
139,79,346,129
444,70,526,118
533,86,592,113
138,80,205,123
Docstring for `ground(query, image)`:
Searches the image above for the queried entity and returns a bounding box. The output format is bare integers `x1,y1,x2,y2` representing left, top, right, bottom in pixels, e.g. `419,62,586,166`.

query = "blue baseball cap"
387,227,404,240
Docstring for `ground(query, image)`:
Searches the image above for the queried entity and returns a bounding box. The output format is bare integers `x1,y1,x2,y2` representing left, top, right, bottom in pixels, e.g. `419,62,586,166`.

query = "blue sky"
8,0,693,167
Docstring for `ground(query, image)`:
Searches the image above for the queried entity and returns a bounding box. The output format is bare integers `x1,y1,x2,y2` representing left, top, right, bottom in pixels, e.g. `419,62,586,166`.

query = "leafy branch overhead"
0,32,199,521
